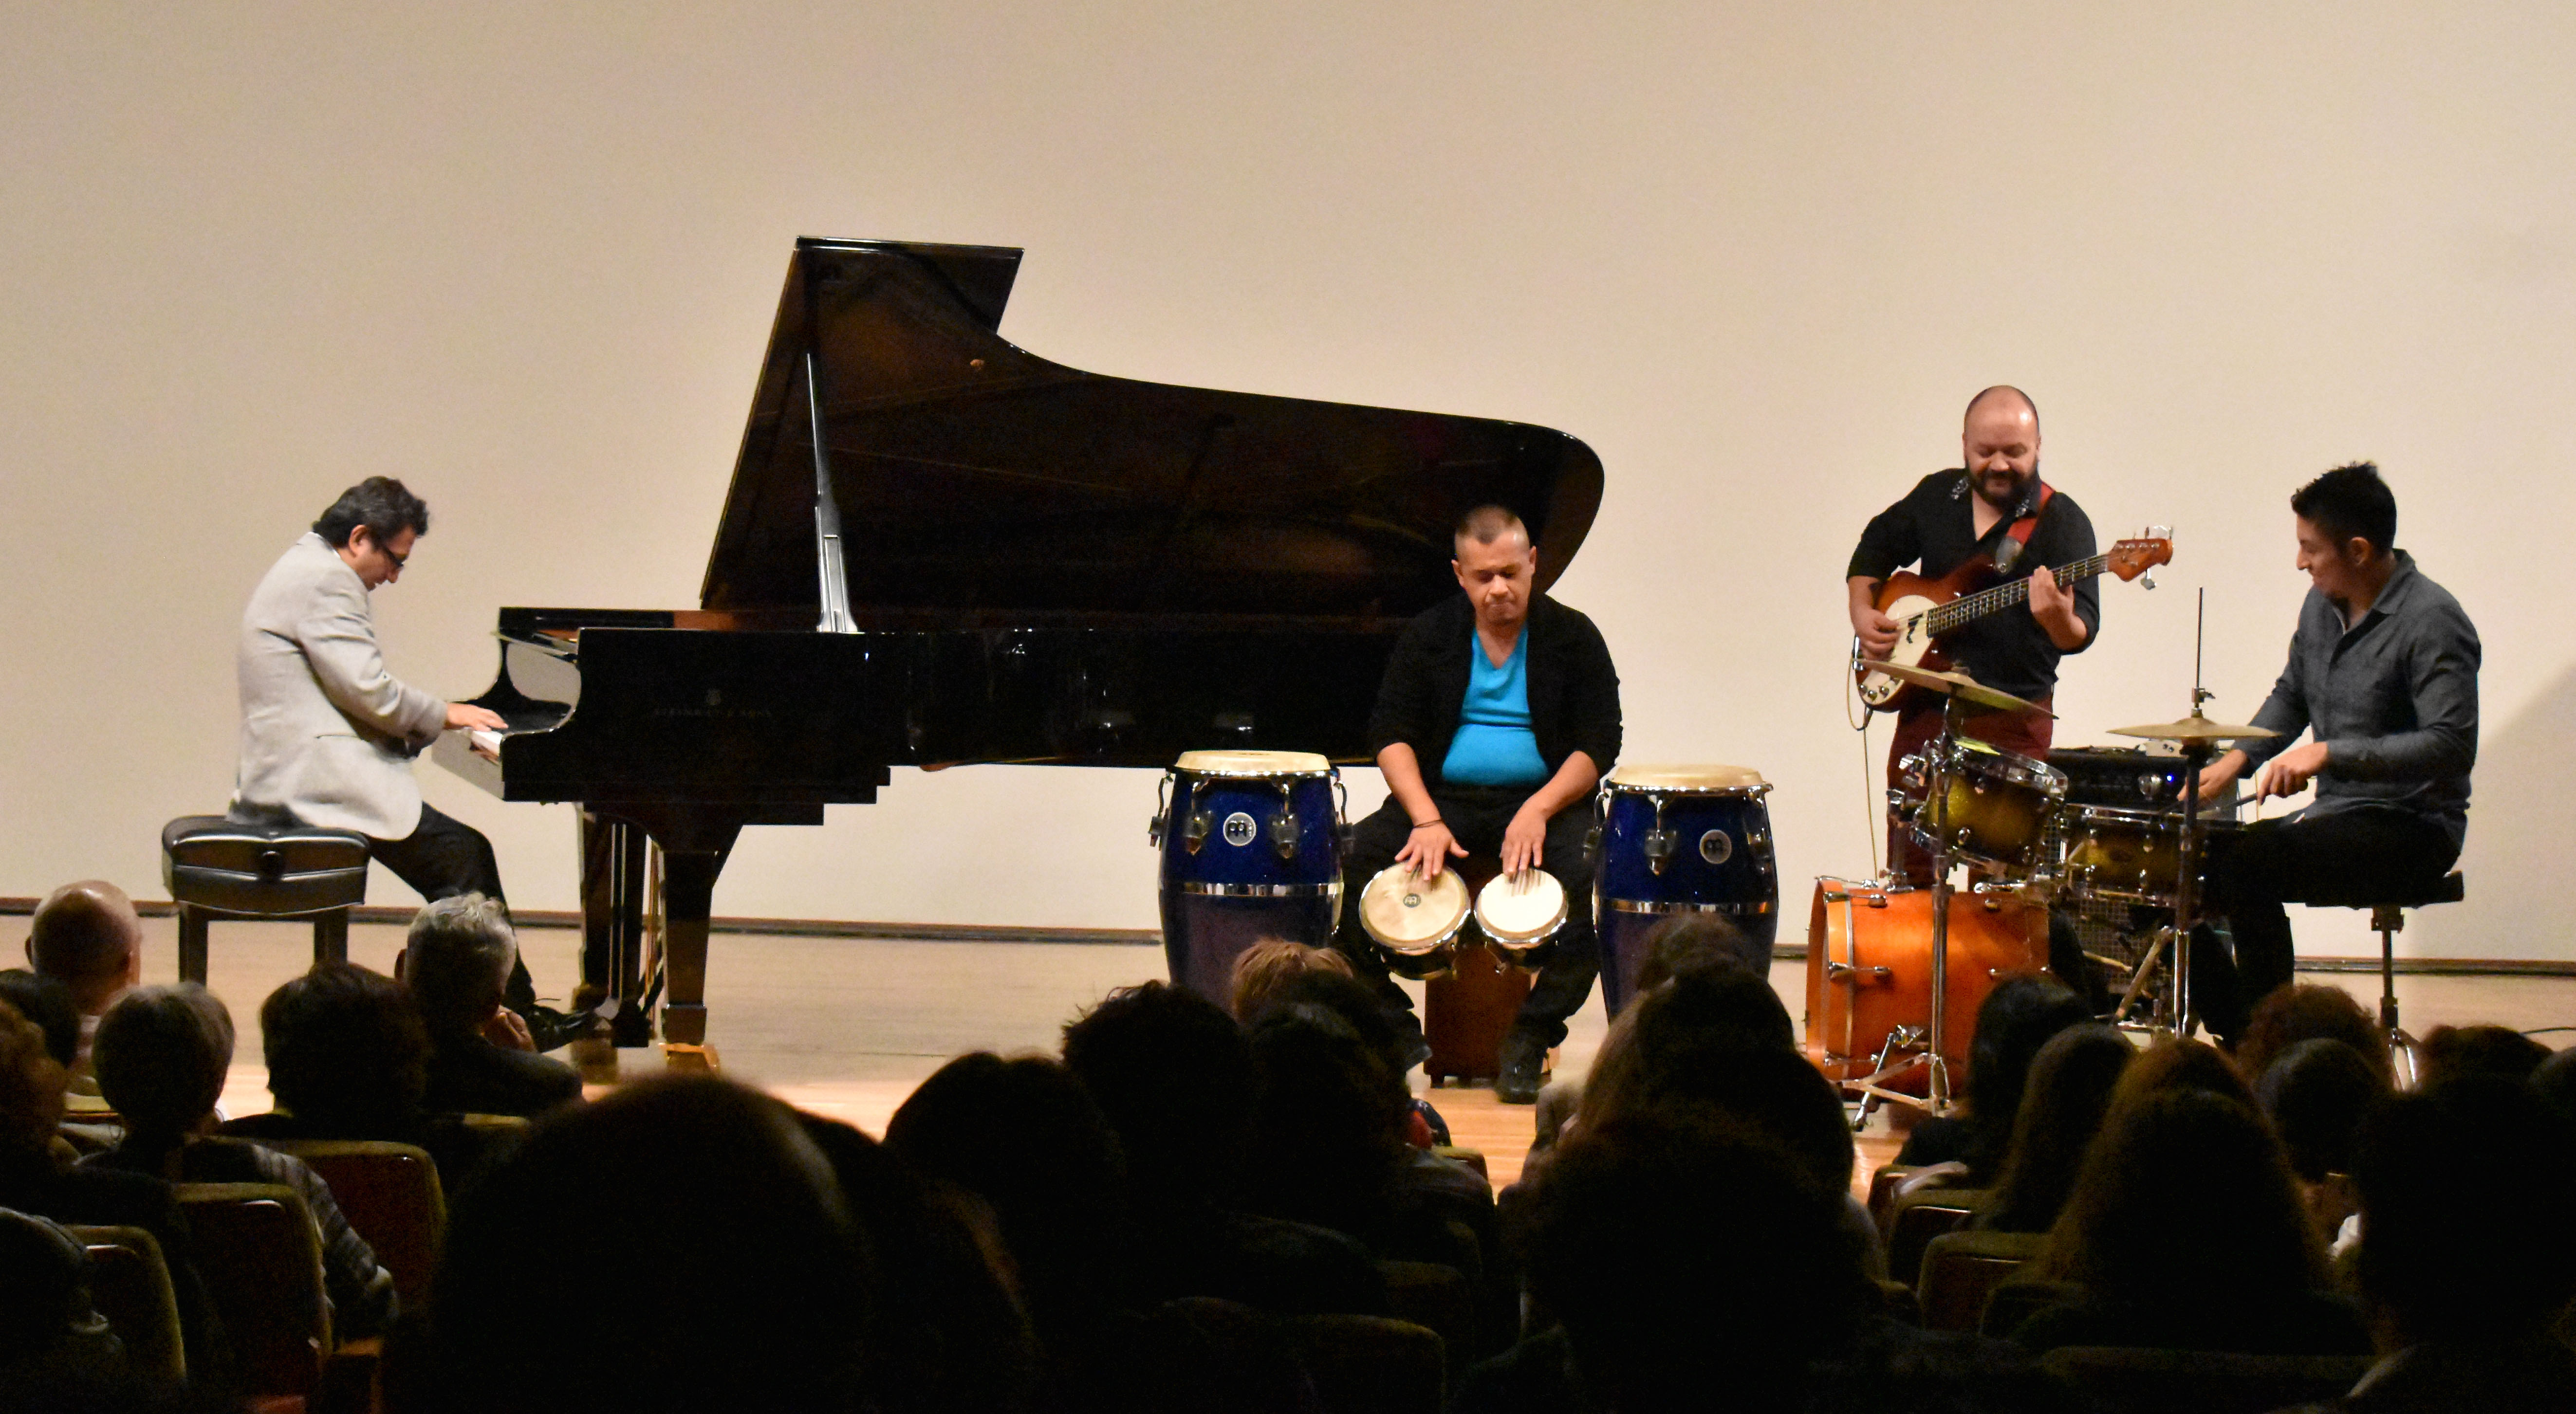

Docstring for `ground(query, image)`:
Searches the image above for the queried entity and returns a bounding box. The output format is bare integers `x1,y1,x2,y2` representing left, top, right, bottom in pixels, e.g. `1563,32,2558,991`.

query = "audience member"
23,881,145,1092
2531,1044,2576,1127
2236,983,2392,1087
223,962,510,1192
1226,937,1353,1020
1979,1023,2131,1234
84,983,397,1341
2259,1037,2391,1251
1239,966,1454,1146
2415,1023,2551,1088
884,1052,1130,1380
2300,1075,2576,1412
0,970,81,1074
1571,966,1797,1137
0,1206,129,1402
396,894,582,1118
1628,913,1767,992
1060,981,1384,1316
405,1075,884,1414
1896,973,2088,1180
2019,1068,2368,1356
0,996,233,1393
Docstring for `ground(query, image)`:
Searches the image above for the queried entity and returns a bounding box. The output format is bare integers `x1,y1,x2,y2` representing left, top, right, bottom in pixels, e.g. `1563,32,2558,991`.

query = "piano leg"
657,847,726,1047
579,812,656,1047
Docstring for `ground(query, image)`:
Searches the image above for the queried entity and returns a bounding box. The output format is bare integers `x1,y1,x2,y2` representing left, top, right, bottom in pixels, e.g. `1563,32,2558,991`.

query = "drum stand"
1846,695,1969,1116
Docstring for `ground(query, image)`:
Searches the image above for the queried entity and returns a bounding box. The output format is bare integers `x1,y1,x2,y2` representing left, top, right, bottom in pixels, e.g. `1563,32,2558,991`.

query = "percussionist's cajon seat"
1423,858,1534,1085
161,815,370,985
2303,870,2464,1087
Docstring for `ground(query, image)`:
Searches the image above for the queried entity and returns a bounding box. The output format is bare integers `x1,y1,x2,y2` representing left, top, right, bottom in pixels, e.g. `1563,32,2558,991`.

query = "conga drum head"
1475,869,1568,944
1603,763,1772,795
1360,864,1470,955
1171,749,1333,777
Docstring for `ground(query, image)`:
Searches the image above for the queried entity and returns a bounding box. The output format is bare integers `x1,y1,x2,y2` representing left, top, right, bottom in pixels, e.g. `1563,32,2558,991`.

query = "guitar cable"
1844,640,1881,877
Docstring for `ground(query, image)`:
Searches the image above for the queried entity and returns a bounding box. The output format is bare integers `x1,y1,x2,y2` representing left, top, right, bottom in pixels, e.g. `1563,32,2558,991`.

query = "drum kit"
1830,653,2280,1115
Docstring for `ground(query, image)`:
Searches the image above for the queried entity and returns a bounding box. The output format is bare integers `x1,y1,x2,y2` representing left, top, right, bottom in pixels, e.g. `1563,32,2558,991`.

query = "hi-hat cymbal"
2109,714,2281,744
1855,660,2054,718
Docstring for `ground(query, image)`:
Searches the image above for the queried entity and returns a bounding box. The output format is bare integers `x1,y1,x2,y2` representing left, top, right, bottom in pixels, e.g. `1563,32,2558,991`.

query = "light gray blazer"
231,532,448,840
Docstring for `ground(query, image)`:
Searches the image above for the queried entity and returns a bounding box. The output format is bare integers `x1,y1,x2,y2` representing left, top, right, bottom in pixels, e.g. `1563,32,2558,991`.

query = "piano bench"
160,815,371,986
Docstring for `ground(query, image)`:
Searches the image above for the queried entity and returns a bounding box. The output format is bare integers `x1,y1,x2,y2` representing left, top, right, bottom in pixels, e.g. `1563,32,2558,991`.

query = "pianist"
231,478,573,1048
1333,505,1622,1103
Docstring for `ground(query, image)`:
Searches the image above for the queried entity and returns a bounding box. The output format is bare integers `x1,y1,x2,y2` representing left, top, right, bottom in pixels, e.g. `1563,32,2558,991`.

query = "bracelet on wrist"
1410,817,1443,829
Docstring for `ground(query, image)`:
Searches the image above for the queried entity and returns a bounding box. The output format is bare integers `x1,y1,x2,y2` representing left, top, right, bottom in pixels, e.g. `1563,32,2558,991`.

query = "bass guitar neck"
1854,534,2172,712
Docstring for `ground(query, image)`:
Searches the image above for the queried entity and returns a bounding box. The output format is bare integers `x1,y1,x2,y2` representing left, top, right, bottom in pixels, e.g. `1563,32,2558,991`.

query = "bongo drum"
1153,750,1344,1007
1474,868,1568,970
1359,863,1471,980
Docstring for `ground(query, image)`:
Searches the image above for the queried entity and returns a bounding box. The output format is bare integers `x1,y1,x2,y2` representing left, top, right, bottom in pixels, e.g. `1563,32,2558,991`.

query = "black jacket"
1366,594,1621,790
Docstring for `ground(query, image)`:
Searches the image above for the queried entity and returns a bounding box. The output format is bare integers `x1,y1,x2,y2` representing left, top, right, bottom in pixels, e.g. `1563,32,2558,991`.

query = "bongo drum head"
1171,749,1332,777
1475,869,1568,943
1360,865,1469,953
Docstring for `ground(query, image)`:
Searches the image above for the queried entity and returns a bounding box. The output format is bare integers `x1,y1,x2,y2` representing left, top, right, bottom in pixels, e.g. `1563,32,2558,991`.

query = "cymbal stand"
1848,693,1964,1115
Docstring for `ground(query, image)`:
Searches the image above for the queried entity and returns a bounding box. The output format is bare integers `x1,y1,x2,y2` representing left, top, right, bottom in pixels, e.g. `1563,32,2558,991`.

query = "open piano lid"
703,238,1604,624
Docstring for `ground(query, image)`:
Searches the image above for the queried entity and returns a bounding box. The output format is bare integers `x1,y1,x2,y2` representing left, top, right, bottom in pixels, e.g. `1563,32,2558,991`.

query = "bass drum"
1594,765,1779,1016
1154,750,1345,1008
1802,876,2048,1095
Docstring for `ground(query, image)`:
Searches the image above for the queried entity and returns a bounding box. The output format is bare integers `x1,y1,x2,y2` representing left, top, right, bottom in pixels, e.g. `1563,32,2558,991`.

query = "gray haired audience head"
404,893,518,1034
92,984,235,1138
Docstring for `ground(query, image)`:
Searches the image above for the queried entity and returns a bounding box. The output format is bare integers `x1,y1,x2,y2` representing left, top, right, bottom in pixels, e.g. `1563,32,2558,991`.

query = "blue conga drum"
1152,750,1346,1008
1594,764,1780,1015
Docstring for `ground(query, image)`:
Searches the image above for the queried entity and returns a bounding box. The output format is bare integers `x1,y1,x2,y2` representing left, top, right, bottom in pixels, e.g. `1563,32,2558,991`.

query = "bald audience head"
25,881,143,1016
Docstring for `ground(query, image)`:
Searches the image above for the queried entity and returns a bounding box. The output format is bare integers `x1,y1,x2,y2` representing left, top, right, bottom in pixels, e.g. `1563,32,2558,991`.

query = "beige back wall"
4,4,2571,963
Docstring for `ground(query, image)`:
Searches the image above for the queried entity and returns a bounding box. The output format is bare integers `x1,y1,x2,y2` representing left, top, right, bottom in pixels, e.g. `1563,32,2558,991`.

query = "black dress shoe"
513,1003,602,1054
1497,1032,1549,1104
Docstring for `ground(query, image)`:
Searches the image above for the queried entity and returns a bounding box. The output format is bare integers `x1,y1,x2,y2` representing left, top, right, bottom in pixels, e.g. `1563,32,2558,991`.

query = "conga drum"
1594,765,1780,1015
1802,876,2048,1095
1153,750,1344,1007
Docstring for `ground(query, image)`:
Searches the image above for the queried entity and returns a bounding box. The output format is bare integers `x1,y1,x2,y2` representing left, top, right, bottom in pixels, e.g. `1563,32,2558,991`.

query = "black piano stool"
2306,870,2465,1086
160,815,371,985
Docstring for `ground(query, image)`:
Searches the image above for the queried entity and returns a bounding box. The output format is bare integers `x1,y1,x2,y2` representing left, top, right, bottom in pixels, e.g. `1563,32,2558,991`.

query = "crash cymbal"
2109,714,2281,744
1854,660,2055,717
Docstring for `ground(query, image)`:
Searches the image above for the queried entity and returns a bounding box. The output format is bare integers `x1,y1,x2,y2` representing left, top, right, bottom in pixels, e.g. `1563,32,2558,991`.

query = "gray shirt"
2240,551,2478,848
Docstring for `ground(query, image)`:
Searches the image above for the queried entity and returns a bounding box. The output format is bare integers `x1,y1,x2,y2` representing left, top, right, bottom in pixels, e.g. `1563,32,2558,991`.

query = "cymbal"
2109,714,2282,744
1854,660,2055,718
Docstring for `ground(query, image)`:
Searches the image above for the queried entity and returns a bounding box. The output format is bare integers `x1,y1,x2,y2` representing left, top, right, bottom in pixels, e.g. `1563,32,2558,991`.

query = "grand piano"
434,237,1603,1047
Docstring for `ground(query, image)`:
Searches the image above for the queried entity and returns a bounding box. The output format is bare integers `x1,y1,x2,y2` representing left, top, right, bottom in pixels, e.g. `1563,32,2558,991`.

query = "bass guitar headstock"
2107,531,2174,585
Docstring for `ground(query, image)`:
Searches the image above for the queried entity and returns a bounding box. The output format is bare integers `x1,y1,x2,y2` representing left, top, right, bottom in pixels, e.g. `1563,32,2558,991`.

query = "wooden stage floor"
95,915,2576,1196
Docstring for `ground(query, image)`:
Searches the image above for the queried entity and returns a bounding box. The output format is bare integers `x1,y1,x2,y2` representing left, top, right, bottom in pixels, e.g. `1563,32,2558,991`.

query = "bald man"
1333,504,1622,1103
26,880,146,1089
1848,386,2100,882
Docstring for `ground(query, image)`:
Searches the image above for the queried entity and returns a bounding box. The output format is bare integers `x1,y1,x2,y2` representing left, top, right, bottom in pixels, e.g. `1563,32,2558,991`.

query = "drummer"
1333,504,1622,1104
1847,386,2100,881
2188,463,2480,1042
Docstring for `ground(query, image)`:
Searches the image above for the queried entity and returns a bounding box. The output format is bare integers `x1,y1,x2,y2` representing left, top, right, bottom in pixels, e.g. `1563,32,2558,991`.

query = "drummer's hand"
1396,820,1467,879
1501,805,1549,878
1851,605,1900,661
2189,751,2246,803
2253,741,2329,803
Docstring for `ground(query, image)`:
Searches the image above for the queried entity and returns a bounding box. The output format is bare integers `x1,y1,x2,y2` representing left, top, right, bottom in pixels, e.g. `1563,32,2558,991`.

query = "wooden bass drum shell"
1801,877,2049,1096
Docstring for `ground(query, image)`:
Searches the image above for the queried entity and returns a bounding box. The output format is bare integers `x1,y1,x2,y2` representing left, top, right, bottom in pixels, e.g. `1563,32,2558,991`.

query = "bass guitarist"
1847,385,2099,882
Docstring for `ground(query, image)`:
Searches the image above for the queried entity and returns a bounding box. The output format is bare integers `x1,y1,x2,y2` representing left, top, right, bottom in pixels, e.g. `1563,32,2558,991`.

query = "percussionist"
1333,505,1622,1103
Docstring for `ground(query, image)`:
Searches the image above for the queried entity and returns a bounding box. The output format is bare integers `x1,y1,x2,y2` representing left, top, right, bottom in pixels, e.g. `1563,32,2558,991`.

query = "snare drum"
1594,765,1780,1015
2060,806,2244,907
1359,864,1472,980
1803,876,2049,1095
1153,750,1345,1007
1894,738,2066,874
1474,868,1568,970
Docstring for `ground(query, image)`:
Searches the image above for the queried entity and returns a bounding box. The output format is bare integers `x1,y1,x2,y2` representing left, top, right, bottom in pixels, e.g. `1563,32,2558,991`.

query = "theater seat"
66,1225,186,1388
1377,1260,1476,1376
175,1182,330,1398
265,1139,445,1309
1285,1313,1445,1414
2038,1345,2373,1414
1883,1187,1990,1290
1916,1229,2045,1331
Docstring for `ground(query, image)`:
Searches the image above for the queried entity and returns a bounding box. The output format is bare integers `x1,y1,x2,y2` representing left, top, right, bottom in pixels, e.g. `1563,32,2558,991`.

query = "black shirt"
424,1033,586,1119
1366,594,1621,791
1847,471,2102,702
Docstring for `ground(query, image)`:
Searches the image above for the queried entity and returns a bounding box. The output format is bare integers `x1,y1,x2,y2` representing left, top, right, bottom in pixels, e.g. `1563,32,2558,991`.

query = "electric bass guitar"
1853,535,2173,711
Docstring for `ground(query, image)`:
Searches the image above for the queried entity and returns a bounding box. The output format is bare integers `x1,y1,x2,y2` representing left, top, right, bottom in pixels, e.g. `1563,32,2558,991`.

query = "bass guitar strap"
1992,479,2056,575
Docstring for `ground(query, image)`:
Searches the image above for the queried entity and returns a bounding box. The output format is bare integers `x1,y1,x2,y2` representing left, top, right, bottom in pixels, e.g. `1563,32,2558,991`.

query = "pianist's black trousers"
371,804,537,1012
1332,787,1600,1056
2188,804,2458,1045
